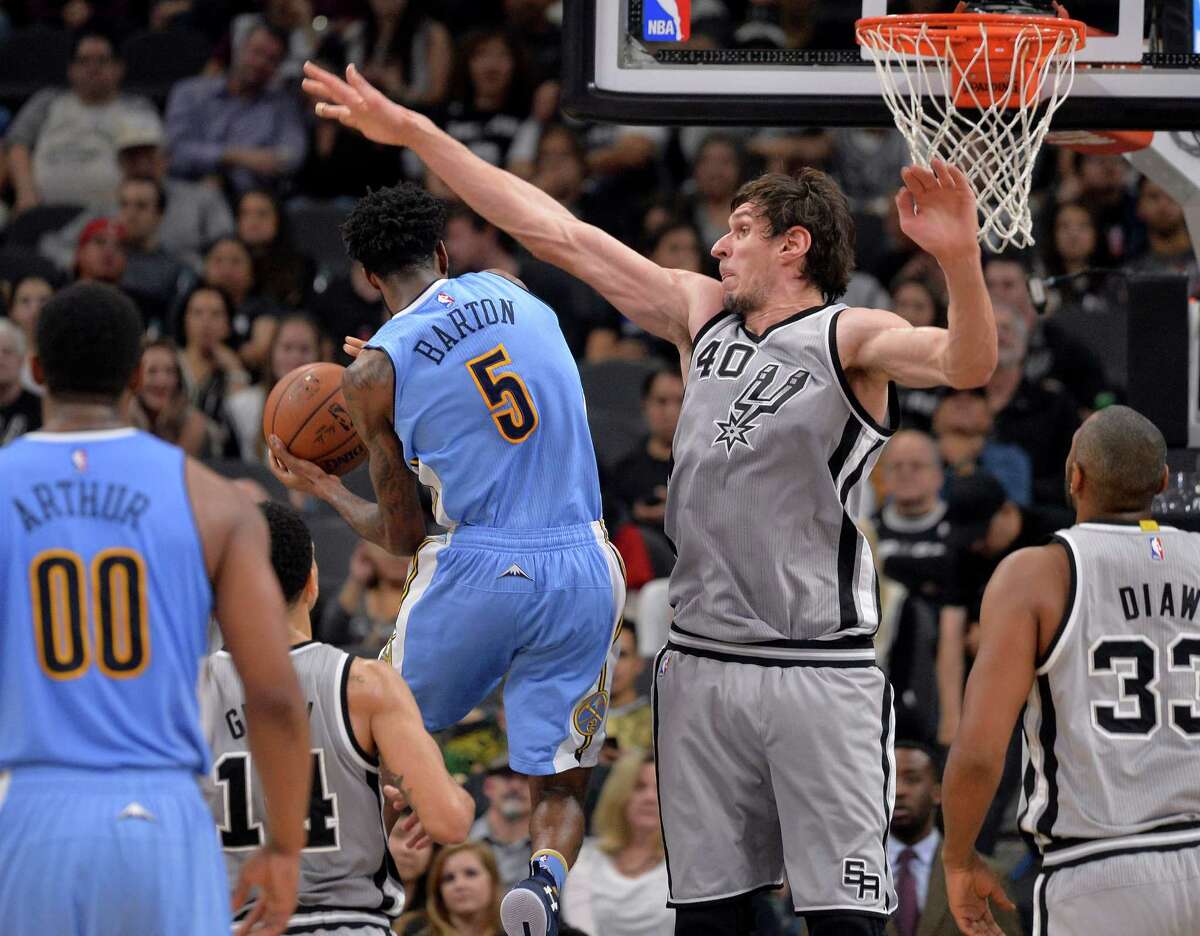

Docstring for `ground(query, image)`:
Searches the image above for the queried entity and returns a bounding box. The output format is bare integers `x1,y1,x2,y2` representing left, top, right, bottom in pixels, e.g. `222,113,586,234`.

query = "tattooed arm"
268,349,426,556
345,658,475,844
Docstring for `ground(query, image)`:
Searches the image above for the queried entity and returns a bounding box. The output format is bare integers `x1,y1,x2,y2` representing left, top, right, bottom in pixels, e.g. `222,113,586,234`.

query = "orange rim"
855,13,1087,52
1045,129,1154,154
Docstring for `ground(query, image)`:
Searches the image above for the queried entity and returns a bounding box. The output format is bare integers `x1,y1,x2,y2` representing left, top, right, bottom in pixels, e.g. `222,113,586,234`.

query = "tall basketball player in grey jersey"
943,406,1200,936
300,63,997,935
201,503,475,935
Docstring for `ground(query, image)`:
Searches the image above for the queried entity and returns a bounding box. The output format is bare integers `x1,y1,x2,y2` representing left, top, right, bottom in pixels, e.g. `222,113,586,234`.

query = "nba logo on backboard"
643,0,690,41
1150,536,1166,561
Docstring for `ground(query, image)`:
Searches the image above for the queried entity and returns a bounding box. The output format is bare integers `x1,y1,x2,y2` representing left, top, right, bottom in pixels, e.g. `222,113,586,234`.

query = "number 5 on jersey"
467,344,539,444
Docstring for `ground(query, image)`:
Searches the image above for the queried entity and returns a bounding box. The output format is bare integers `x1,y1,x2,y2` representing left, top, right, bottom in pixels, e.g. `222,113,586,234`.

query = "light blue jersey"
368,273,625,775
366,271,601,530
0,427,227,936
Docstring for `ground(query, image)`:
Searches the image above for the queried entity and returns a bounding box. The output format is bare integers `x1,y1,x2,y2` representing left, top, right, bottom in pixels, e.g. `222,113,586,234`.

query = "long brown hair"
593,751,663,860
731,168,856,303
425,842,503,936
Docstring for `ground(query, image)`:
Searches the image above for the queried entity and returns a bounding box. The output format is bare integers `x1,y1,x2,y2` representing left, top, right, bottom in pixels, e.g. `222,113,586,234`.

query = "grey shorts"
1035,843,1200,935
652,642,896,918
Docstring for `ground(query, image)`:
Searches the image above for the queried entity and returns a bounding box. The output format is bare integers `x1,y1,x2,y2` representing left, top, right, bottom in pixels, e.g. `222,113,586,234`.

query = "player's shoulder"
990,542,1071,595
346,657,418,716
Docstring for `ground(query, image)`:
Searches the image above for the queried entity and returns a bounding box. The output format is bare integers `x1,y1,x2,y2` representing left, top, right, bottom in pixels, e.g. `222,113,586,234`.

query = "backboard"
563,0,1200,129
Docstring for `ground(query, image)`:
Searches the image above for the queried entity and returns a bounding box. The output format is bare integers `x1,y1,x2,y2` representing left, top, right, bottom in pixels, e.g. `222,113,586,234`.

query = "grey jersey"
200,642,401,932
1021,522,1200,869
665,304,896,655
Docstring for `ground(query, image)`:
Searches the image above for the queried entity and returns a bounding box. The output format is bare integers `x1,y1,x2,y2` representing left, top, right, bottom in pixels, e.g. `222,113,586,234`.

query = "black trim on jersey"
667,880,785,910
796,908,891,922
879,680,894,913
1019,707,1035,833
286,922,390,935
339,656,379,768
827,417,861,488
669,624,874,653
1044,820,1200,856
691,309,734,348
365,770,403,914
289,640,318,653
827,307,899,438
651,646,675,898
837,512,862,632
1042,828,1200,871
1035,538,1076,670
739,302,831,344
840,438,885,506
1035,869,1053,936
666,640,876,668
1035,675,1060,839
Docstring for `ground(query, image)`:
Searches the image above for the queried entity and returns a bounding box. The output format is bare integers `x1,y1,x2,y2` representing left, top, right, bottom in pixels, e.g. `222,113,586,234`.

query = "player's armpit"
342,350,425,556
348,659,475,844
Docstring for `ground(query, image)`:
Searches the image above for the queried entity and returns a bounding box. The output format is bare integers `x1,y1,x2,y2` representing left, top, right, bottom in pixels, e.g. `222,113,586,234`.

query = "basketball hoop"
856,6,1087,250
1045,129,1155,155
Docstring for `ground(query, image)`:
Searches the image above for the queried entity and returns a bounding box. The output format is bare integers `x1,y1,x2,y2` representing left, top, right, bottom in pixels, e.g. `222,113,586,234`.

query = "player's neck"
893,495,938,518
1075,504,1151,525
40,396,127,433
739,282,826,336
385,269,443,314
287,607,313,645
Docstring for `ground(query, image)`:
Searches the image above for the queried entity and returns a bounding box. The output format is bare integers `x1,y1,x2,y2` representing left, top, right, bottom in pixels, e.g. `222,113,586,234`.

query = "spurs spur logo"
712,363,809,454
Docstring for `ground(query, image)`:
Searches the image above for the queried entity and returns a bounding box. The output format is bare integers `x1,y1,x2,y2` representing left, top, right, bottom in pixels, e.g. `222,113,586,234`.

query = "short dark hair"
259,501,314,606
341,183,448,279
1075,405,1167,512
121,175,167,214
641,366,682,400
731,169,855,303
36,283,143,399
72,30,116,61
894,739,943,781
174,283,234,345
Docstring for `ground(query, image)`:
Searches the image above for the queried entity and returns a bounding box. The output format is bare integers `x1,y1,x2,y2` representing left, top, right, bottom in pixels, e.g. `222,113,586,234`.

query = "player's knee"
805,912,887,936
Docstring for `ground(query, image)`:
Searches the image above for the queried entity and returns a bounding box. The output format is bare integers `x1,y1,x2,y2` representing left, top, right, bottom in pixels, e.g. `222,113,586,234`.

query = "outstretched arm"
839,162,997,390
268,350,425,556
301,61,720,347
942,547,1062,934
348,658,475,844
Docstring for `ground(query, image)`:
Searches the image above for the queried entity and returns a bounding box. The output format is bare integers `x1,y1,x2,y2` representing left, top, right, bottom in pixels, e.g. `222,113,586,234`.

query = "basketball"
263,362,367,477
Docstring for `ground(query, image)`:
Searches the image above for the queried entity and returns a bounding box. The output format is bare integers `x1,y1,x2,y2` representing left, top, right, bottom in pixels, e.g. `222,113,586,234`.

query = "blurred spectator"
389,818,435,932
528,124,592,218
932,390,1032,508
6,30,155,213
1056,153,1139,260
684,133,748,260
610,369,683,589
874,432,951,746
1042,200,1113,283
175,284,249,453
603,624,651,764
118,176,194,331
315,0,453,106
443,30,531,169
128,338,211,456
6,275,54,393
75,218,128,285
415,841,505,936
321,540,413,656
226,313,322,463
891,275,946,432
984,253,1106,413
236,189,313,308
469,761,532,892
201,235,279,373
311,262,388,365
983,303,1078,508
869,194,944,291
228,0,321,86
504,0,564,86
888,741,1022,936
0,319,40,445
442,206,519,276
562,753,672,936
165,22,307,196
1127,177,1199,295
830,128,910,212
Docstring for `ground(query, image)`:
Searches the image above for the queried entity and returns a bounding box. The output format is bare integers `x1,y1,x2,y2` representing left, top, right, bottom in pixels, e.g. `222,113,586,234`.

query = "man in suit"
887,741,1023,936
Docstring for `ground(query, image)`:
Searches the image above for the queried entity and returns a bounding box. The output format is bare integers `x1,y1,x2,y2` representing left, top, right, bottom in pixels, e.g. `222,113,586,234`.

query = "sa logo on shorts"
573,690,609,737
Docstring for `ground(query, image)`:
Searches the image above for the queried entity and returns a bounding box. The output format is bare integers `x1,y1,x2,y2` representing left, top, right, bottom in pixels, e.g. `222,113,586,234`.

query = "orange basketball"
263,362,367,477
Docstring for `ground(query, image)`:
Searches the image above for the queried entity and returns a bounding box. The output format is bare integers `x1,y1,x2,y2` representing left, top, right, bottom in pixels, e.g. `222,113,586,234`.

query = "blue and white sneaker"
500,866,560,936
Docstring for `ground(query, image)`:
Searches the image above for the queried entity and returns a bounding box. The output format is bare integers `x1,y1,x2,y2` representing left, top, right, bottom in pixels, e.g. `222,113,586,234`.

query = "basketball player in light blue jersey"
0,283,313,936
268,184,626,936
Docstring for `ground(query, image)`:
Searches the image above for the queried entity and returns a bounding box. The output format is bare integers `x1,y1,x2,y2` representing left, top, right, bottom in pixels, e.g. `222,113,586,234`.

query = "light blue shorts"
0,765,230,936
383,521,625,776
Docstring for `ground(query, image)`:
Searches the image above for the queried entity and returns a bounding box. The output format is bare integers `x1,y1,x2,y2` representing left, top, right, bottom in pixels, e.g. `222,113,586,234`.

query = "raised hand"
945,853,1015,936
895,160,981,263
301,60,425,148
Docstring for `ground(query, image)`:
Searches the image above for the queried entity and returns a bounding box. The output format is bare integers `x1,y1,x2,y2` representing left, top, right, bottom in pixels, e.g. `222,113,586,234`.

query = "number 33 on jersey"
364,271,600,530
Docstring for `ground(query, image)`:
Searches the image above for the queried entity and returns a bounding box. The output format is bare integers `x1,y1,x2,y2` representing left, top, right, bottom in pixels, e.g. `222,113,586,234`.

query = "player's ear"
779,224,812,263
127,357,143,395
305,558,319,607
1157,464,1169,496
435,241,450,276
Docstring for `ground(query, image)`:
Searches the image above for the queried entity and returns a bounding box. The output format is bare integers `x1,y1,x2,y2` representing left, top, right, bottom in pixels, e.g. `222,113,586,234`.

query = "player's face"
271,322,320,381
712,206,773,317
893,282,937,328
439,851,494,916
10,278,51,340
625,762,661,833
891,748,940,837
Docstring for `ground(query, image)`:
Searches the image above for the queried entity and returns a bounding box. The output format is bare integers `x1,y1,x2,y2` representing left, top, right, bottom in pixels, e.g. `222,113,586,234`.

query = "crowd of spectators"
0,3,1196,935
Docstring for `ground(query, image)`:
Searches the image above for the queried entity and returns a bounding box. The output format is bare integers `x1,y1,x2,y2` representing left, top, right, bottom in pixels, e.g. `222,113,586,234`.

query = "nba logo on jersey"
643,0,690,41
1150,535,1166,560
436,292,455,306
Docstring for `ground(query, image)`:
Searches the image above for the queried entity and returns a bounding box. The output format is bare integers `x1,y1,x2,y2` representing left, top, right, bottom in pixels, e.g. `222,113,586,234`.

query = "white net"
857,16,1083,250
